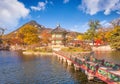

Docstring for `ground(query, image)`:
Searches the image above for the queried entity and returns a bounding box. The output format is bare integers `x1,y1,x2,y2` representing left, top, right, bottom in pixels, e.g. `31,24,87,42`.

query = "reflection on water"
0,51,107,84
94,51,120,64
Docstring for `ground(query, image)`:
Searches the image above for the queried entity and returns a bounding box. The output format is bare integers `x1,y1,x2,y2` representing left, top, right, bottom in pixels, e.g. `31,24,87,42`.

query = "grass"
25,47,52,53
61,47,85,52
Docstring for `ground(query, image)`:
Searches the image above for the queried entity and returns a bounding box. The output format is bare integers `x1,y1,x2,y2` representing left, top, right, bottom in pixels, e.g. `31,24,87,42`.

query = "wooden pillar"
63,57,67,63
85,71,94,81
74,64,80,71
67,60,72,66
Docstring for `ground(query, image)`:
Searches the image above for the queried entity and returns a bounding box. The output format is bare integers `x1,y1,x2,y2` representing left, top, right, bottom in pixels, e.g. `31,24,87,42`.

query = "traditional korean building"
51,24,67,51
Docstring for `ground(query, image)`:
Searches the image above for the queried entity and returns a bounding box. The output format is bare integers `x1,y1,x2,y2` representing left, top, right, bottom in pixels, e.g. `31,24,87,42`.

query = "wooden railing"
54,51,120,84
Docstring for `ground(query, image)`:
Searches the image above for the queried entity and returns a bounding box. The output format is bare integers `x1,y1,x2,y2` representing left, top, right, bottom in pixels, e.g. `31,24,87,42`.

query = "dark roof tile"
51,25,67,33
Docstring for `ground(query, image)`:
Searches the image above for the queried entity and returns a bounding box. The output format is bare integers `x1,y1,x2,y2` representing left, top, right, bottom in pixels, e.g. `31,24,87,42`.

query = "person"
96,64,99,70
101,59,105,66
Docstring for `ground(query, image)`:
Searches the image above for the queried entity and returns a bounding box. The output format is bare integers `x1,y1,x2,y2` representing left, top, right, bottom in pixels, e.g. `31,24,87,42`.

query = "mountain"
15,20,45,33
111,18,120,26
25,20,45,30
5,20,81,39
7,20,52,35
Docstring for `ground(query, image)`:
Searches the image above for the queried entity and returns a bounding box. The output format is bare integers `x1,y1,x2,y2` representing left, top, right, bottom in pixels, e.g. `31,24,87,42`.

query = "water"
0,51,112,84
94,51,120,64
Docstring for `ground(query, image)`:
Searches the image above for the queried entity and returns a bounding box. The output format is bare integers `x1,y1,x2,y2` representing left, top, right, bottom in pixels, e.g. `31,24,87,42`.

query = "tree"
88,20,100,39
105,31,112,42
0,27,5,36
0,28,5,44
17,24,39,45
111,18,120,27
77,34,83,40
66,32,78,44
83,20,101,42
110,26,120,50
40,30,51,46
10,37,22,45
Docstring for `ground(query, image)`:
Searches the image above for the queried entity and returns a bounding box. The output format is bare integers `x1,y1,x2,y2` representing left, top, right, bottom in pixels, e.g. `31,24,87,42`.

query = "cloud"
100,20,112,28
0,0,29,32
70,25,79,32
70,20,112,33
70,23,89,33
79,23,89,33
31,1,47,11
117,11,120,14
79,0,120,15
63,0,69,4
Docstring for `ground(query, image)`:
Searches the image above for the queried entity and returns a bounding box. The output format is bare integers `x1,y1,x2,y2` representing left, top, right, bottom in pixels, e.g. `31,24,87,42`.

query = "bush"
34,47,52,52
61,47,84,52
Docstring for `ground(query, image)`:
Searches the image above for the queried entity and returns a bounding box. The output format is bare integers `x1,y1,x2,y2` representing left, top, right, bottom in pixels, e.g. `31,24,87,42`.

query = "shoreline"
20,45,115,55
23,51,53,55
91,45,114,51
22,50,92,56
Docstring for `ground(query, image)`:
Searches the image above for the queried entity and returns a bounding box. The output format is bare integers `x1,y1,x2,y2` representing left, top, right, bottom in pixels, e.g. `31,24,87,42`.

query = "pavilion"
51,24,67,51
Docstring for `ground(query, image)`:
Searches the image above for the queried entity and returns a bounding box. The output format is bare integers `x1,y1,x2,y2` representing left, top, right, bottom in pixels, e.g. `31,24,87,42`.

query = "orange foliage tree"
40,30,51,46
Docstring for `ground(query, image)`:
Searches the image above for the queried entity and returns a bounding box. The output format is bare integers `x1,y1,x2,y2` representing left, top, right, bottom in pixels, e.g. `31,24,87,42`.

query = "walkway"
53,51,120,84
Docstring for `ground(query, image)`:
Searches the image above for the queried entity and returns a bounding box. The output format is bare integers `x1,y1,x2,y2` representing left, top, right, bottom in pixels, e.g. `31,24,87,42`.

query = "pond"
94,51,120,64
0,51,113,84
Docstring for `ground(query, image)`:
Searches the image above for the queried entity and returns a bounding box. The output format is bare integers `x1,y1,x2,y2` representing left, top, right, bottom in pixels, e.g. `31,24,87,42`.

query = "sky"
0,0,120,34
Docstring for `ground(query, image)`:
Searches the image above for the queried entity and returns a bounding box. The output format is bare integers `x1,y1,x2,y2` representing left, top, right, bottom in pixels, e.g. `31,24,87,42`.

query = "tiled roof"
51,25,67,33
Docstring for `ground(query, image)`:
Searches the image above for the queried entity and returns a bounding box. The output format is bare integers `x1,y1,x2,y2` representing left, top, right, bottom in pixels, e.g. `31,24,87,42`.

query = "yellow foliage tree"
105,31,112,42
77,35,83,40
17,24,39,45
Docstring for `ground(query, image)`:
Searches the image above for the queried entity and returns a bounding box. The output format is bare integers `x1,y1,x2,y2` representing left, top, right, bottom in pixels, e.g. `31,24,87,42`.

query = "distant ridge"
111,18,120,26
6,20,81,36
25,20,45,30
7,20,48,35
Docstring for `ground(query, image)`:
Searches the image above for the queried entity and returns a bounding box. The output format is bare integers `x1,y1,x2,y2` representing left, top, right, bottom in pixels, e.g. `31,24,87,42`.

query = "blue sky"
0,0,120,34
